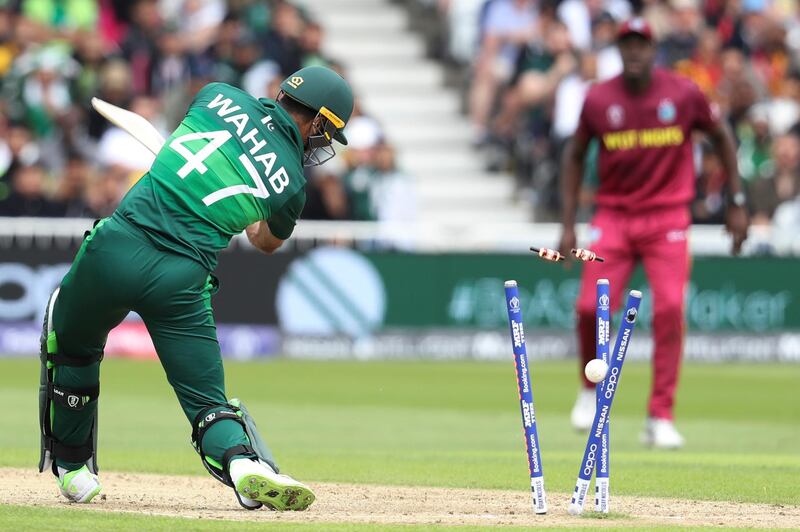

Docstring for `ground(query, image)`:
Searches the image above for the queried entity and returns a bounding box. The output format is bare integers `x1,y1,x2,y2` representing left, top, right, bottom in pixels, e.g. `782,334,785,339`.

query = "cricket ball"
584,359,609,384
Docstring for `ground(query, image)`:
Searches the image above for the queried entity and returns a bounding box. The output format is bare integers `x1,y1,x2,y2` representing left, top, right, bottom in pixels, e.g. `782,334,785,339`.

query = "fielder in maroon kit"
559,19,749,448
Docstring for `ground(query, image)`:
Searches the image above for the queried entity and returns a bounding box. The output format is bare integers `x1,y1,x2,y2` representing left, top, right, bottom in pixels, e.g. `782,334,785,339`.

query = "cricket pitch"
1,468,798,528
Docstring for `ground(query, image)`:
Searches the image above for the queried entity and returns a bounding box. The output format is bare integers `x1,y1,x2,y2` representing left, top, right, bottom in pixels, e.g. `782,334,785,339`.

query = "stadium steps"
293,0,531,224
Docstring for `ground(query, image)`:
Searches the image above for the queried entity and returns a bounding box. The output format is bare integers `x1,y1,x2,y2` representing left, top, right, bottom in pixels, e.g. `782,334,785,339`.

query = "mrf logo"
597,318,607,346
512,321,525,348
287,76,304,89
521,400,533,427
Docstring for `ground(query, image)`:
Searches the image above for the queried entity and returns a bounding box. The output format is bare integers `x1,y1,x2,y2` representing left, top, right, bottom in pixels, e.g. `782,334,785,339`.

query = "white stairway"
293,0,531,225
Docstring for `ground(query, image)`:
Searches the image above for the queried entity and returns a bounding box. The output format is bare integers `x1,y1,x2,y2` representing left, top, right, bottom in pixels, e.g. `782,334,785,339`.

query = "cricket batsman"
559,19,749,448
37,66,353,509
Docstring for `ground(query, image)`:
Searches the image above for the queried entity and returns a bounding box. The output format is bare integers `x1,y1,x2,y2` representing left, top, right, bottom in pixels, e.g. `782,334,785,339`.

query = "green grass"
1,358,798,512
579,511,631,520
0,504,504,531
4,504,745,532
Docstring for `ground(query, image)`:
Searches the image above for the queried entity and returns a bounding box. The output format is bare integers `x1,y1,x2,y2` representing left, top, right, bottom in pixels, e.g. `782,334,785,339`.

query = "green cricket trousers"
47,213,251,471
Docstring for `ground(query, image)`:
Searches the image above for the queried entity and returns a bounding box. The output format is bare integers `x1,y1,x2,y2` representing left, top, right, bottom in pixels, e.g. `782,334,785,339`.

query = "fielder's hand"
558,227,577,268
725,205,749,256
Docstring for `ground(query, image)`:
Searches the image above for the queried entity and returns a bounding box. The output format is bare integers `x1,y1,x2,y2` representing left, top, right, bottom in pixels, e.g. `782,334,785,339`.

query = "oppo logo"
583,443,598,476
0,263,70,320
604,366,620,399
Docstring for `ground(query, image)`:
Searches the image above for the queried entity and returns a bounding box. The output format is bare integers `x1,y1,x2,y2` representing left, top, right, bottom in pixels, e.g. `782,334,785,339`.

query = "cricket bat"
91,97,166,155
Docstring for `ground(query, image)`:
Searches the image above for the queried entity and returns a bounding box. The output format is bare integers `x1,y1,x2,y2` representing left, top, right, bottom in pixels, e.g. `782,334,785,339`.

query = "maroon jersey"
575,68,718,211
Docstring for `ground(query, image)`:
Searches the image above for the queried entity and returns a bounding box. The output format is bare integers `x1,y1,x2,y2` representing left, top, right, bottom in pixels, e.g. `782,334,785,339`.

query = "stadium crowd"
4,0,800,234
0,0,409,223
431,0,800,228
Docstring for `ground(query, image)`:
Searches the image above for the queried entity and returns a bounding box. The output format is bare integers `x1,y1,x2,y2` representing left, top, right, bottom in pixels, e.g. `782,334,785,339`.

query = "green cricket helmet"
279,65,354,166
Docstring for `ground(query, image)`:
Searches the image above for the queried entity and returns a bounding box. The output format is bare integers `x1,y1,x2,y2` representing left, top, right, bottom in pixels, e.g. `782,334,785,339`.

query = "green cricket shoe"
229,458,315,511
57,465,101,503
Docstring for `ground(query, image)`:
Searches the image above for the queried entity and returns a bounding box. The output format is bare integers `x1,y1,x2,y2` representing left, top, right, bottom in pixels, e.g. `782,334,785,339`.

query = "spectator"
492,20,575,144
0,6,17,77
300,22,333,68
97,95,163,175
489,19,575,203
161,0,226,55
591,11,622,81
3,0,800,237
641,0,673,40
242,55,280,99
21,0,97,35
693,141,727,224
789,72,800,138
20,45,78,139
201,14,244,85
656,0,703,68
553,51,597,143
302,158,348,221
0,163,63,216
772,194,800,238
0,0,409,228
747,17,790,97
442,0,486,65
55,155,94,217
72,32,109,107
162,56,216,127
717,45,755,107
151,26,191,96
341,116,383,221
97,0,129,46
87,59,134,140
84,163,129,218
262,1,305,76
437,0,800,228
337,116,416,225
468,0,538,146
15,0,97,48
768,69,800,136
371,143,417,224
749,133,800,225
558,0,630,52
231,31,265,86
120,0,163,95
3,123,40,182
737,104,774,184
674,28,724,97
717,48,762,132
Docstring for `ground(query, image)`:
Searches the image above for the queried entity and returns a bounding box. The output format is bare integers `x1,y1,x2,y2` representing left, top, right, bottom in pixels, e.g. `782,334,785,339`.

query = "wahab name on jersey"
117,83,307,271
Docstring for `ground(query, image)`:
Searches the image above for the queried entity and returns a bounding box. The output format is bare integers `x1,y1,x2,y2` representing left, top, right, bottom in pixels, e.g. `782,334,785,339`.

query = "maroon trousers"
575,205,691,420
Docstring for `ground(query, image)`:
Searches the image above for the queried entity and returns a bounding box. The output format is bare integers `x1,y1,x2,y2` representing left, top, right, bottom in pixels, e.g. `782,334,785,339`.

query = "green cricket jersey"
117,82,307,271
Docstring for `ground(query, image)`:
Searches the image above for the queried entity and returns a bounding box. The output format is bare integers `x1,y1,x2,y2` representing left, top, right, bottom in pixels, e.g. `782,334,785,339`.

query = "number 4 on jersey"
169,129,290,206
171,130,232,178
